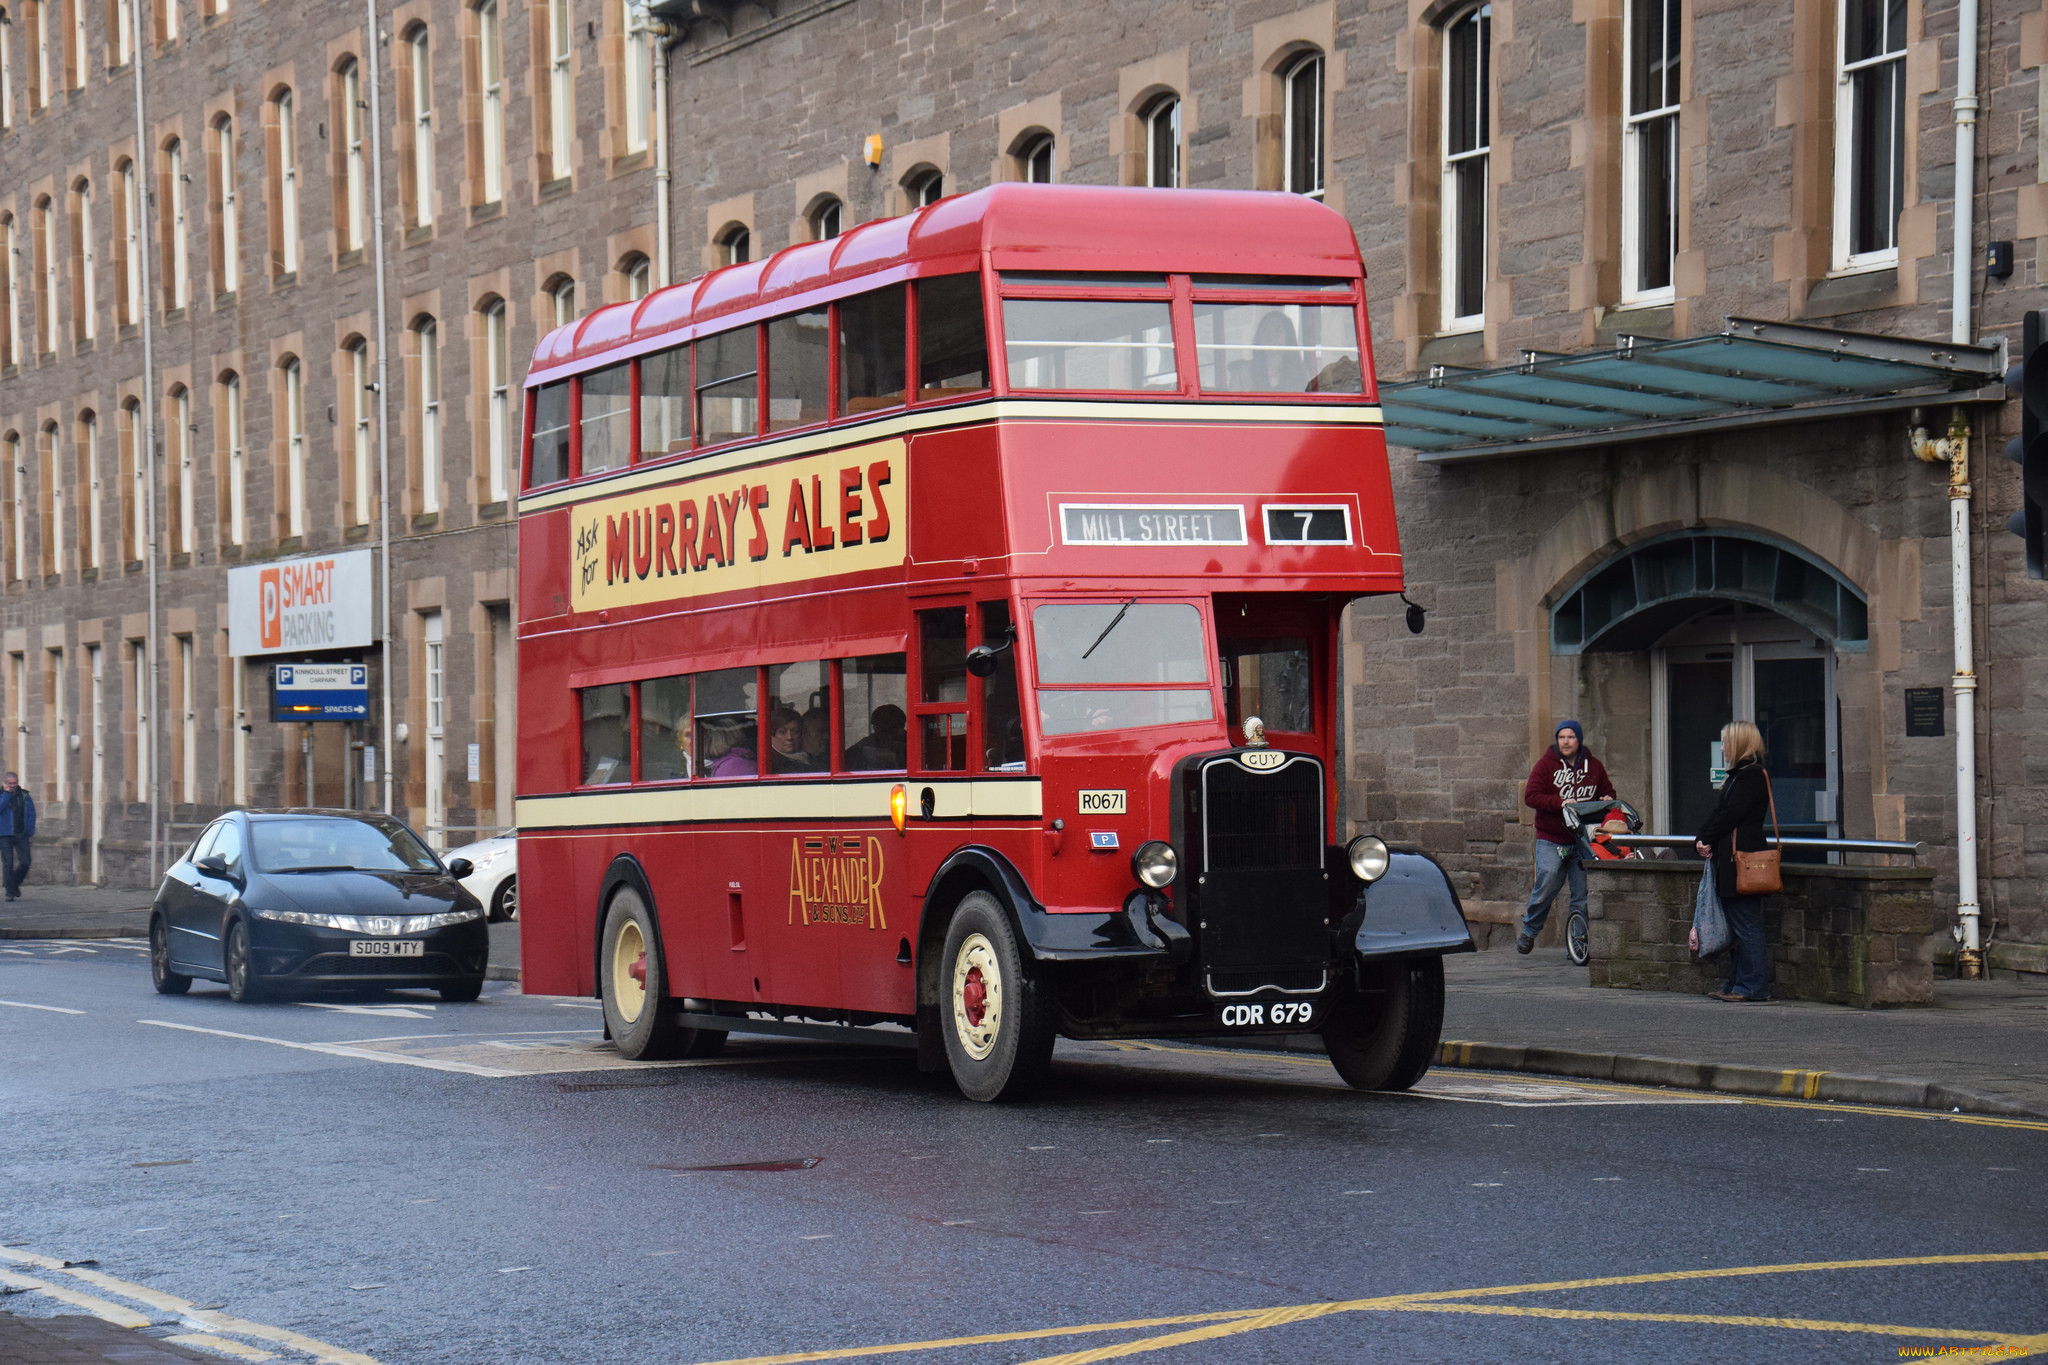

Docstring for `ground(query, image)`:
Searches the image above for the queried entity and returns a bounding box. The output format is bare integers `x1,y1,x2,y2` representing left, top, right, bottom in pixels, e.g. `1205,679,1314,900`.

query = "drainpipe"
643,3,675,287
364,0,396,816
131,23,160,883
1950,0,1984,975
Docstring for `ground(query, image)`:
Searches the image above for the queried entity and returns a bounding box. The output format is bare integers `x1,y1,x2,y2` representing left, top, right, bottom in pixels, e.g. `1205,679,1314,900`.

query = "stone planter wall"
1585,860,1936,1007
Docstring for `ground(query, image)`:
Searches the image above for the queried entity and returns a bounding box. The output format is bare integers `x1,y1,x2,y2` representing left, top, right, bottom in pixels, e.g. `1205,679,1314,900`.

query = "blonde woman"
1693,720,1773,1002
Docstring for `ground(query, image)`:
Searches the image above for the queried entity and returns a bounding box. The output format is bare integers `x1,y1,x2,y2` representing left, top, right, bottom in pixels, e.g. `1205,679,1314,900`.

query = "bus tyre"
940,893,1055,1103
1323,956,1444,1092
599,887,723,1060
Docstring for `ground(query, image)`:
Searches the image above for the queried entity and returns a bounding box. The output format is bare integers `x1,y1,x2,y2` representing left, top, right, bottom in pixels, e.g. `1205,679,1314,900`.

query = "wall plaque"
1904,687,1944,738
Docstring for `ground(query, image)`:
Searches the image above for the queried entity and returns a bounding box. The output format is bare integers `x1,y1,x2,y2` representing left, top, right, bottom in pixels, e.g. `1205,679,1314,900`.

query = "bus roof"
528,184,1365,382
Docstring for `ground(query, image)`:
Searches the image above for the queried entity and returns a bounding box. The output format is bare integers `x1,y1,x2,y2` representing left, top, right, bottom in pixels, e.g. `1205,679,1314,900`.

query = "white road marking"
137,1019,520,1078
297,1003,438,1020
0,998,85,1014
497,1266,532,1274
0,948,35,955
39,946,94,955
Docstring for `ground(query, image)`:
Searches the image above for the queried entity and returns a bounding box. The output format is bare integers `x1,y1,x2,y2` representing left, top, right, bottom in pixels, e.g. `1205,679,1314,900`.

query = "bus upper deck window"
697,326,759,444
768,311,829,433
916,274,989,399
639,674,692,781
1192,302,1362,394
579,363,632,474
580,684,631,785
840,653,907,771
1003,298,1177,392
529,382,570,486
638,346,691,457
838,285,906,415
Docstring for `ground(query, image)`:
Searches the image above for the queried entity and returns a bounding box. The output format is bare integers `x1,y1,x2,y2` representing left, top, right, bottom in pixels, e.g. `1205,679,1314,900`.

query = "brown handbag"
1733,769,1782,896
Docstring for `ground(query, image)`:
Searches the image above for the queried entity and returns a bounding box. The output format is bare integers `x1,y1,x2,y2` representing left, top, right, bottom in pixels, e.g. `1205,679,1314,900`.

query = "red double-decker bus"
515,185,1472,1101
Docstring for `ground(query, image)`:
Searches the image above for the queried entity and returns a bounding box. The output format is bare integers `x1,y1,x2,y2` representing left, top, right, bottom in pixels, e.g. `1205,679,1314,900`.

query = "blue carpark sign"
272,664,369,722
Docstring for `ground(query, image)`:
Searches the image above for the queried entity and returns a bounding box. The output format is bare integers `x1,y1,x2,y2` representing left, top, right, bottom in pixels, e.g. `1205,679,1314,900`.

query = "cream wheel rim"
611,918,647,1025
950,933,1002,1061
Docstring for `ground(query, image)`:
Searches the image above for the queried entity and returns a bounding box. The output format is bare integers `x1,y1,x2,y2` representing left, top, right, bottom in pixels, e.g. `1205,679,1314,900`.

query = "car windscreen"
249,818,442,874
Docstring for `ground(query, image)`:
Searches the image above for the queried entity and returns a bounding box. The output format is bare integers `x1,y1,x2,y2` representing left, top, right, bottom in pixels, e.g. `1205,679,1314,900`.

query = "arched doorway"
1550,531,1867,842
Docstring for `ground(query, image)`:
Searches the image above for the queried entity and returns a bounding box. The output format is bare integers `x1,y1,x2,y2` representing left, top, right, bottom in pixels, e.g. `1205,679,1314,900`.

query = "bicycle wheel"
1566,910,1590,966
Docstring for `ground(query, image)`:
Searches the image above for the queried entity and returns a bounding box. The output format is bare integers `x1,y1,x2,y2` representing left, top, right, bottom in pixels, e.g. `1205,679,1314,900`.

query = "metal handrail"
1599,834,1926,860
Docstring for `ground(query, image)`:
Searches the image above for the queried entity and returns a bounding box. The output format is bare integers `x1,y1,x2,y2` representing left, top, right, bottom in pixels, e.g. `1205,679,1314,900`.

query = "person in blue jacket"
0,771,35,901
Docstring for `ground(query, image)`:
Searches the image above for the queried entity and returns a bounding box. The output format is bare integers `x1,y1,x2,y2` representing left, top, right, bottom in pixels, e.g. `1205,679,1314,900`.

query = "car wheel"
1323,956,1444,1092
149,914,191,996
939,892,1055,1103
492,878,517,924
599,886,723,1060
224,920,267,1004
439,977,485,1002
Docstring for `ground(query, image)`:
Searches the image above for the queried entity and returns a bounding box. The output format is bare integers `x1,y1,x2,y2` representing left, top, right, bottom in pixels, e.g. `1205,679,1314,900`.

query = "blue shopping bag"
1690,861,1729,957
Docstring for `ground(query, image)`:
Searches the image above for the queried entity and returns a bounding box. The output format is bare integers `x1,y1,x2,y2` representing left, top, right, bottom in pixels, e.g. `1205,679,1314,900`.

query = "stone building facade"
0,0,664,881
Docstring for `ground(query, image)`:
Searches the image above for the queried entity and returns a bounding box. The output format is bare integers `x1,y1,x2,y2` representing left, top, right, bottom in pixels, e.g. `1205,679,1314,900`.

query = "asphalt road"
3,937,2044,1365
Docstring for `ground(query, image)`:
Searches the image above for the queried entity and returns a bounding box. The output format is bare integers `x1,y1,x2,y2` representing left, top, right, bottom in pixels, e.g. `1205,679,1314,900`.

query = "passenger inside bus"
800,708,830,767
702,719,757,778
769,706,818,774
843,705,906,771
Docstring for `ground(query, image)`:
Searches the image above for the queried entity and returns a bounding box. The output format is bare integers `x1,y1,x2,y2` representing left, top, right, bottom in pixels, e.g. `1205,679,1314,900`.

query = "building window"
118,397,140,560
475,0,504,204
125,641,143,802
904,168,944,208
1441,4,1491,328
716,223,750,266
212,116,238,294
1018,132,1054,184
114,160,139,324
622,253,649,300
79,409,99,570
1142,94,1180,188
1622,0,1679,300
64,0,79,88
406,28,434,228
282,356,304,538
69,178,93,342
38,421,60,574
0,215,14,366
547,0,573,182
163,139,188,311
482,299,508,503
170,384,192,553
1835,0,1905,267
1283,52,1325,198
621,0,649,155
339,58,366,252
113,0,134,66
176,635,195,802
1,432,19,583
1,7,13,128
151,0,171,44
348,337,371,525
271,87,298,276
549,275,576,326
808,197,842,241
414,317,440,514
221,371,244,545
32,195,54,354
28,0,47,111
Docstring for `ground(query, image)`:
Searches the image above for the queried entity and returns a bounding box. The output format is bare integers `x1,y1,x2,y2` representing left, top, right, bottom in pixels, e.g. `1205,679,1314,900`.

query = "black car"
150,809,490,1003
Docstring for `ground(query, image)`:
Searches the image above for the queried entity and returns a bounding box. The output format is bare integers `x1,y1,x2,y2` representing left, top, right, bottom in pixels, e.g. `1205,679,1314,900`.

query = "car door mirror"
446,858,474,880
195,854,230,878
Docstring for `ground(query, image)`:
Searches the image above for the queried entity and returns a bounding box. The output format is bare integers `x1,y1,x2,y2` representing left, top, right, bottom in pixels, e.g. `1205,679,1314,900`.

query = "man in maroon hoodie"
1517,719,1615,954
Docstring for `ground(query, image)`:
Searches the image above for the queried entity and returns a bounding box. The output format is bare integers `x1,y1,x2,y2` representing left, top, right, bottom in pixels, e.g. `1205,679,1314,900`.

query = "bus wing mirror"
965,646,1000,678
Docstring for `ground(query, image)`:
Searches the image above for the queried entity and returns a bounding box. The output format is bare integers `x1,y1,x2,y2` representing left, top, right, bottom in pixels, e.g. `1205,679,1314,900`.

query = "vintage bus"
515,184,1473,1101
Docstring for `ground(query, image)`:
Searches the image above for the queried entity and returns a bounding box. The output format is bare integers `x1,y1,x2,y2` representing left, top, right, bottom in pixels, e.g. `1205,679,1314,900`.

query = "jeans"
0,834,30,896
1722,894,1770,998
1520,838,1585,938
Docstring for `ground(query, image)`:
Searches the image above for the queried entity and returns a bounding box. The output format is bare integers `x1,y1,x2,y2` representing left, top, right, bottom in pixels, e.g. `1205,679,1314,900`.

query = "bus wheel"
599,887,723,1060
1323,956,1444,1092
940,892,1055,1103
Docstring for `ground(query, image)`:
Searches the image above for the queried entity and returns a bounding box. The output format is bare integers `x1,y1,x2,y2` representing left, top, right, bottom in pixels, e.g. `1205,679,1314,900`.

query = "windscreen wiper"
1081,597,1137,661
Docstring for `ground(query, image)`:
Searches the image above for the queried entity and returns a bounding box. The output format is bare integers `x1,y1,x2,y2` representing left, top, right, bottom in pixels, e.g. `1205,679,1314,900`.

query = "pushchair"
1556,797,1646,965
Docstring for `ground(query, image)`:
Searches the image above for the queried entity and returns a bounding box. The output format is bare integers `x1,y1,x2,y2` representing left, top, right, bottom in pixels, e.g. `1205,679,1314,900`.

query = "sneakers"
1516,933,1534,954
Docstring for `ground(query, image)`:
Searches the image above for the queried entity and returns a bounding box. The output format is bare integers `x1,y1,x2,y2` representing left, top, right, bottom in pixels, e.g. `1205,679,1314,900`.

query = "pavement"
13,884,2048,1122
0,1313,222,1364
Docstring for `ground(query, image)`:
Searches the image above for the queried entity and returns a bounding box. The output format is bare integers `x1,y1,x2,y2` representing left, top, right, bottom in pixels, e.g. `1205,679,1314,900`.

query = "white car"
446,831,517,922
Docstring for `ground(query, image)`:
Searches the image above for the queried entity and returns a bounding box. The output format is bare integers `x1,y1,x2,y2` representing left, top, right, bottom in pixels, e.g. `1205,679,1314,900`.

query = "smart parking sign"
271,664,370,722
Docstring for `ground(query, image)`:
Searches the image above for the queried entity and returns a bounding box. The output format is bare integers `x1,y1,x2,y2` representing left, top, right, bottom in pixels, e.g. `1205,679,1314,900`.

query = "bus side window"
638,346,691,456
530,382,570,486
580,684,631,785
838,284,907,415
768,311,829,432
917,274,989,399
1220,637,1313,734
693,666,758,779
841,653,907,772
917,607,968,772
579,363,632,474
766,661,830,773
698,326,760,443
978,601,1024,771
639,675,693,781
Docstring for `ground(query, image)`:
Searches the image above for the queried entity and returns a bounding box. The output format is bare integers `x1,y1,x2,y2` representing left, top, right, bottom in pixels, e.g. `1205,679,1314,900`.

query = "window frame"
1832,0,1906,272
281,355,305,538
1439,3,1491,332
476,0,505,205
340,57,367,252
1281,51,1325,200
1142,93,1181,188
1620,0,1680,304
408,27,435,229
163,139,188,311
213,116,239,295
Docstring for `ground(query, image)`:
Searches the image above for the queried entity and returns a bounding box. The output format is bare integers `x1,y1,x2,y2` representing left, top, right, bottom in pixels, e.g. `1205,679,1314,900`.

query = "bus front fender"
918,846,1176,966
1352,849,1477,960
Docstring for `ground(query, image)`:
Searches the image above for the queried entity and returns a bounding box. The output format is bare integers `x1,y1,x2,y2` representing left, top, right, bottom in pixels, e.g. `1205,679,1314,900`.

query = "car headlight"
1347,835,1391,883
462,848,508,875
1131,840,1178,889
251,905,485,932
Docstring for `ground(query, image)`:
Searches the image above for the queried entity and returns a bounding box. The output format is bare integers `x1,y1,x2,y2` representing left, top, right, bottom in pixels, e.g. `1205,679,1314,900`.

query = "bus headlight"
1131,841,1178,889
1347,835,1391,883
